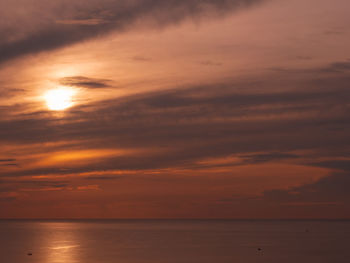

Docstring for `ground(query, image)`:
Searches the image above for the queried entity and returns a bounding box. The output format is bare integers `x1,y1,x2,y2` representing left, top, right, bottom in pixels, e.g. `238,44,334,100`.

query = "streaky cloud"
59,76,111,89
263,172,350,204
0,0,265,64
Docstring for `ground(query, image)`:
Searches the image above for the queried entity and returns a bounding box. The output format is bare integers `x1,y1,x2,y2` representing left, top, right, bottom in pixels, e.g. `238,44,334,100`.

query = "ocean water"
0,220,349,263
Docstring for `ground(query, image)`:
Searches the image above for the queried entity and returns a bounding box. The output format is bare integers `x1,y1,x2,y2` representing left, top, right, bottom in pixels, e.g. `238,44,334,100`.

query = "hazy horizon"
2,220,350,263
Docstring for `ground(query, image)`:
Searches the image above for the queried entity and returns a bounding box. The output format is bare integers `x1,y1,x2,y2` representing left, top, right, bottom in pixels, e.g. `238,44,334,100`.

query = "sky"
0,0,350,219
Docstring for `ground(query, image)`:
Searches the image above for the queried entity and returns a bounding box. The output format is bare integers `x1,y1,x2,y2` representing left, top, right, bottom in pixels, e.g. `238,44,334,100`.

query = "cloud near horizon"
1,65,350,203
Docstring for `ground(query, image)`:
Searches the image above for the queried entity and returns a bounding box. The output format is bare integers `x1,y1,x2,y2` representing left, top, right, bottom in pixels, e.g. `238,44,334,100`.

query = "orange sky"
1,0,350,219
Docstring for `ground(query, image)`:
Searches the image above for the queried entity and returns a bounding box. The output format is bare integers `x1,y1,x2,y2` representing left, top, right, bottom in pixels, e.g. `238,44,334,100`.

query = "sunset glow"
44,88,75,111
1,0,350,220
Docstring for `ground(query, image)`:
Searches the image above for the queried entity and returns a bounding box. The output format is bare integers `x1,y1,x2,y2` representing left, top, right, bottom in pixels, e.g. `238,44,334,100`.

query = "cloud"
0,197,16,202
324,29,344,36
2,180,70,190
271,59,350,75
59,76,111,89
0,159,18,167
0,61,349,179
0,0,264,64
77,185,100,190
0,163,18,167
56,18,106,26
199,60,223,66
321,60,350,73
263,172,350,205
239,152,300,165
0,159,16,162
295,56,313,61
0,88,26,99
131,56,152,62
310,160,350,172
0,180,71,203
84,175,124,180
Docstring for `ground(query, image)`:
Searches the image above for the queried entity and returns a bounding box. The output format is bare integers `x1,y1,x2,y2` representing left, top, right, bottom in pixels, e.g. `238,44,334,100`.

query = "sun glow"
45,88,75,111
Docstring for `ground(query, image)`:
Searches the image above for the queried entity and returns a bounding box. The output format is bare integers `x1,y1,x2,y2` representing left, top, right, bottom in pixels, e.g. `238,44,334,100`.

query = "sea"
0,220,349,263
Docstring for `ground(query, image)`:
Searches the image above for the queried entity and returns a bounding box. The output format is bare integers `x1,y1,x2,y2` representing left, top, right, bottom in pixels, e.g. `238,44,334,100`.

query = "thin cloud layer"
0,64,349,179
0,0,264,63
264,172,350,205
59,76,111,89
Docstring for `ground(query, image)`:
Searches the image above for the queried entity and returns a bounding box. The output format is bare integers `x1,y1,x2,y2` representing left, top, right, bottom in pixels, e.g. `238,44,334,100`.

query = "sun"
44,88,75,111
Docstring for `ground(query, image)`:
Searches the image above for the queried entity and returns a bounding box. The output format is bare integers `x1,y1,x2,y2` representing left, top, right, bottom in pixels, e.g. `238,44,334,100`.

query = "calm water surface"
0,220,349,263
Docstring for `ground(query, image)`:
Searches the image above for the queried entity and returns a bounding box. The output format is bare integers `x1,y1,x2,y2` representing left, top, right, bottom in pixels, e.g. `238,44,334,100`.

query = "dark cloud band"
0,0,264,64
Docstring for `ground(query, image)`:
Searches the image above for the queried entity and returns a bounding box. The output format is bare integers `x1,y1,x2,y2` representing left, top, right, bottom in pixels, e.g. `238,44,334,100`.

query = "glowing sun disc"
45,88,75,111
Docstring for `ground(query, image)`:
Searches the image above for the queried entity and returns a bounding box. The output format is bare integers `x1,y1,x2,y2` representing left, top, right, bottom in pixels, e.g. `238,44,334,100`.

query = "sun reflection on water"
40,222,80,263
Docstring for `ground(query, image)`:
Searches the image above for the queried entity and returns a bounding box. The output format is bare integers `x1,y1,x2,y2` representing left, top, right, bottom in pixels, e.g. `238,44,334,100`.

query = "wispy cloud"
0,159,16,162
59,76,111,89
263,172,350,204
0,62,349,180
0,0,265,63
